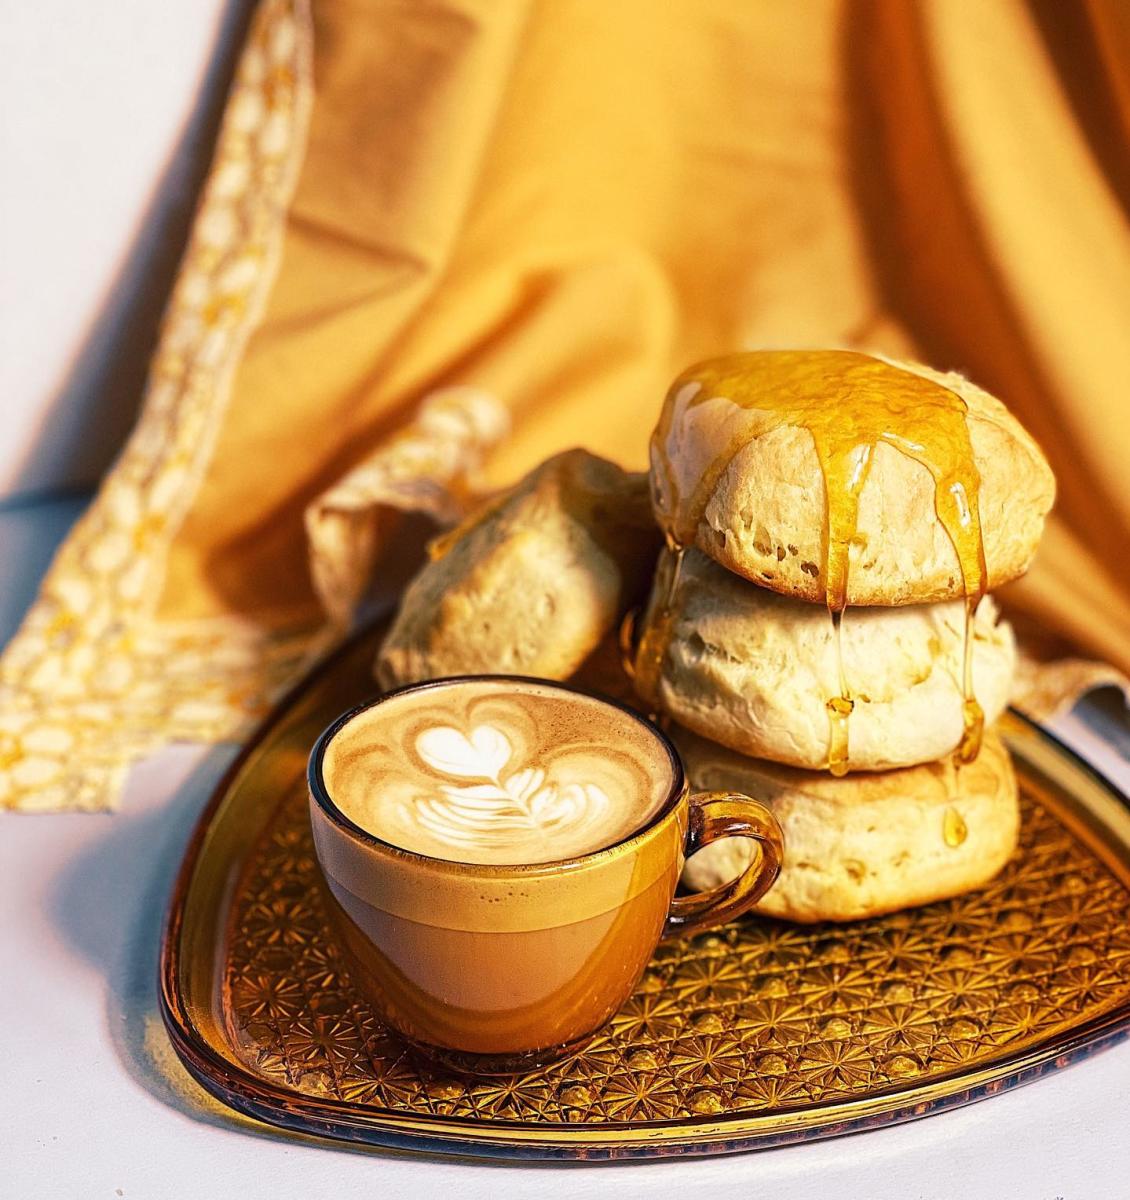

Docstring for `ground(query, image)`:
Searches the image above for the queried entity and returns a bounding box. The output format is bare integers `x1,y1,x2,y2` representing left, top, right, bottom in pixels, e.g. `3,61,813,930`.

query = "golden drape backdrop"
3,0,1129,811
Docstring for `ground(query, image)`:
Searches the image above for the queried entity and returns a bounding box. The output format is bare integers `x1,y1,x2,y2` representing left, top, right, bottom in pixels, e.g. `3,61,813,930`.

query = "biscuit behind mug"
675,726,1020,923
377,449,661,688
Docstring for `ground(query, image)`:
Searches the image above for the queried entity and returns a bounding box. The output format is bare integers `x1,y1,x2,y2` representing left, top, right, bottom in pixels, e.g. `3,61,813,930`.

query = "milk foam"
323,680,673,865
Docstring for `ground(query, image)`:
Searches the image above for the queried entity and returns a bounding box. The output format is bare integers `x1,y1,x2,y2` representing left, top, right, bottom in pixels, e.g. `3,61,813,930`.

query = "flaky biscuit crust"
655,356,1055,604
377,449,660,688
678,727,1019,922
645,548,1016,770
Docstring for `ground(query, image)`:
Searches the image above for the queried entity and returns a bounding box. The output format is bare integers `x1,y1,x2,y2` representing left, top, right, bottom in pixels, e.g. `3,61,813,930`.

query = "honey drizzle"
426,488,513,562
958,595,984,762
827,609,853,777
646,351,988,769
944,804,969,847
633,535,685,709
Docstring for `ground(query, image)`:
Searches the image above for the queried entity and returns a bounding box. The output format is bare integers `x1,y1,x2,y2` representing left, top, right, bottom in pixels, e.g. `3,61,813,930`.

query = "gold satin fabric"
163,0,1130,668
4,0,1129,811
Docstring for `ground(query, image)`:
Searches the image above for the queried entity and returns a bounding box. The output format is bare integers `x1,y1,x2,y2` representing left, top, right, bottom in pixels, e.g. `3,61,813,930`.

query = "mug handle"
663,791,784,939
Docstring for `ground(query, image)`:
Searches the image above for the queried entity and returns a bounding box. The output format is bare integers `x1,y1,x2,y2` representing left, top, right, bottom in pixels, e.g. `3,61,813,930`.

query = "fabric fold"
3,0,1128,813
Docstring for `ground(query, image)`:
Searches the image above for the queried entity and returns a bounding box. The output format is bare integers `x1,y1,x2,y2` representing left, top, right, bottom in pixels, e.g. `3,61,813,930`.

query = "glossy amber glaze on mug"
308,679,782,1069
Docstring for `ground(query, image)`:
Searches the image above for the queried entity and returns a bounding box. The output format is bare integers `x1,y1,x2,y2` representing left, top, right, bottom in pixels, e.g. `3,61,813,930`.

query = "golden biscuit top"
648,351,1055,607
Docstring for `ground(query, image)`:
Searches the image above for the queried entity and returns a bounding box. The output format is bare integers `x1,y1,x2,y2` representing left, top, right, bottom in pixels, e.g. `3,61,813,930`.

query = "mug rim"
307,674,687,878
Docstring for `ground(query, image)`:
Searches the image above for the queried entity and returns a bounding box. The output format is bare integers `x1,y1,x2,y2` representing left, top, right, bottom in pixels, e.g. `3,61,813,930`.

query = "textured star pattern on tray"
223,778,1130,1125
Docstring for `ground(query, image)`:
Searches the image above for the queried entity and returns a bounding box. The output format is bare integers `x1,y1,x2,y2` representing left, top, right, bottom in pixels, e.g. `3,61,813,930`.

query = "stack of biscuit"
635,350,1055,921
375,350,1056,923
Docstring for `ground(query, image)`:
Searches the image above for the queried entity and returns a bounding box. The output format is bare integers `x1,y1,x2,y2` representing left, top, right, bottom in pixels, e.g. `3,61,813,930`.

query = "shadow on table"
40,748,601,1168
43,748,380,1156
47,751,229,1116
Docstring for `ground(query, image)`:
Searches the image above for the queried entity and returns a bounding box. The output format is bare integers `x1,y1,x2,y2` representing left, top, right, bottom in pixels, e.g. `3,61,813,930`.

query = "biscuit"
377,449,660,688
650,351,1055,605
677,726,1020,922
639,548,1016,771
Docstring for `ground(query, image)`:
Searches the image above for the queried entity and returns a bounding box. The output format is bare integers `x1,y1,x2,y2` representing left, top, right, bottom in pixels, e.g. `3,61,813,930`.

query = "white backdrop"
0,0,246,500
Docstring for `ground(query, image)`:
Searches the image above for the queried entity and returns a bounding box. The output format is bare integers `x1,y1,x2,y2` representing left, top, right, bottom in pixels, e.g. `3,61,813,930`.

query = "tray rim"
158,627,1130,1161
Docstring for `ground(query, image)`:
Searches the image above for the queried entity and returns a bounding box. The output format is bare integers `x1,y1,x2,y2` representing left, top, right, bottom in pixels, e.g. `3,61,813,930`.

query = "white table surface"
3,498,1129,1200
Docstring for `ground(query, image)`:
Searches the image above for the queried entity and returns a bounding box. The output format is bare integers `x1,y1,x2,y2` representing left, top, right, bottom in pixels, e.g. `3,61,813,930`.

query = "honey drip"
827,609,853,777
957,595,985,763
943,805,969,848
647,351,989,769
426,488,513,562
633,535,685,710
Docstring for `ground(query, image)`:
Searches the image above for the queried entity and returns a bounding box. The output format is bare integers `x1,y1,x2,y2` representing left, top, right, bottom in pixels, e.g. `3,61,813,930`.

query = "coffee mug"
308,676,783,1073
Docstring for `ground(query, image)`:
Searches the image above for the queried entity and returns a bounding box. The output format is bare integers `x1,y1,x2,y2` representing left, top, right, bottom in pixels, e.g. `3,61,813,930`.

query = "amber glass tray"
159,622,1130,1160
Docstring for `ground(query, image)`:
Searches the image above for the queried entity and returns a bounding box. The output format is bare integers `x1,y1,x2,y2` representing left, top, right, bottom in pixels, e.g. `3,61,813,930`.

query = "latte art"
410,723,614,853
323,680,673,864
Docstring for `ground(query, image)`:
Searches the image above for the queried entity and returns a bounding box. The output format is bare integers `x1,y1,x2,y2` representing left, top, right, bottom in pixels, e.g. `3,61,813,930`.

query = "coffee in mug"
309,676,783,1073
322,678,671,864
